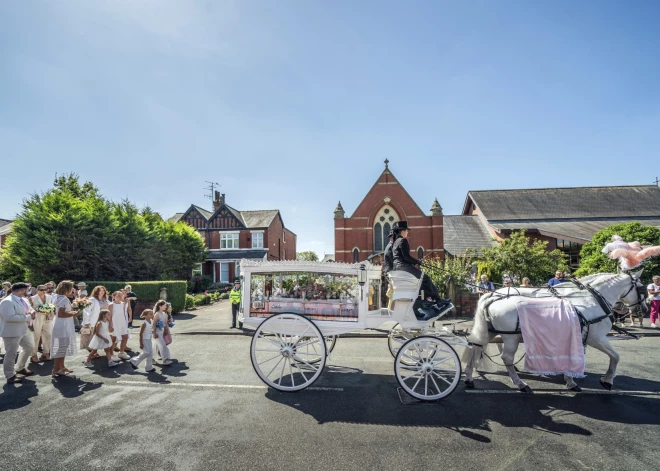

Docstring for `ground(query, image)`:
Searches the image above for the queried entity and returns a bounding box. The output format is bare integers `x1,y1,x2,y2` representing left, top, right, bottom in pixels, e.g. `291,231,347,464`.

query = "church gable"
350,165,427,219
208,205,246,230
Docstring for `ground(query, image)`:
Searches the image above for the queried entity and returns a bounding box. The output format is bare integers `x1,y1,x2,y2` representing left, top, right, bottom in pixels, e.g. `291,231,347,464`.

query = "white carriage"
239,260,467,401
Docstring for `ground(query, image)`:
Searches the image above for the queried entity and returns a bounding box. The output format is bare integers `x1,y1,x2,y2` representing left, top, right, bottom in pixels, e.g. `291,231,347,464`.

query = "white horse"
464,271,646,393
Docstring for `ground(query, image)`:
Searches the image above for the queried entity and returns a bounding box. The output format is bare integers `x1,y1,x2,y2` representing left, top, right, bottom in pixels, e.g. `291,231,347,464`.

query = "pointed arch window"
417,247,424,260
374,223,383,251
373,204,399,253
353,248,359,263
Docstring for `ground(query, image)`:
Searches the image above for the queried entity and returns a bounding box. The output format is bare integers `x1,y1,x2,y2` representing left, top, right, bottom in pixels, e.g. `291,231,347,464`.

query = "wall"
266,213,297,260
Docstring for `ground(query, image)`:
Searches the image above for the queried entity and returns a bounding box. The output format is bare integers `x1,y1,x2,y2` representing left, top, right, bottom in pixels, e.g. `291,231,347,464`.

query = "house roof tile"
443,215,496,256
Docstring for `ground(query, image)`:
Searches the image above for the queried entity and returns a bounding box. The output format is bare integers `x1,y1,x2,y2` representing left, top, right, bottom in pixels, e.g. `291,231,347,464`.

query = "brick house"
170,192,296,283
462,185,660,268
334,161,444,264
0,219,12,253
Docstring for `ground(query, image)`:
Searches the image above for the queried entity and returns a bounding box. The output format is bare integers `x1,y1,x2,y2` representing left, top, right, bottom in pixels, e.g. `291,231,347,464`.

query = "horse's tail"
468,293,492,346
461,293,493,369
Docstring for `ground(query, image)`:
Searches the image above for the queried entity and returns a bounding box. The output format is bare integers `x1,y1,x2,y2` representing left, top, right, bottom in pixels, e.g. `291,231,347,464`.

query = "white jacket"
0,295,31,338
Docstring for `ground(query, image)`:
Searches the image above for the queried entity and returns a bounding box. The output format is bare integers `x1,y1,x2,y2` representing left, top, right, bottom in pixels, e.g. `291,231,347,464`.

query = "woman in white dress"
109,291,130,361
50,280,78,377
29,285,54,363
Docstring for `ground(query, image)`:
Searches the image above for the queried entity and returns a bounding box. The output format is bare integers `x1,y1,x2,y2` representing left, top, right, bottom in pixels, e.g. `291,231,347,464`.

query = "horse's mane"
552,273,620,289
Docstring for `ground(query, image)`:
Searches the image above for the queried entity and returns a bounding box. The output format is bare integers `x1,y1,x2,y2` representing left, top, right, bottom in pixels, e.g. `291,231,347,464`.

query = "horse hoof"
520,386,533,394
600,380,613,391
570,385,582,392
464,380,475,389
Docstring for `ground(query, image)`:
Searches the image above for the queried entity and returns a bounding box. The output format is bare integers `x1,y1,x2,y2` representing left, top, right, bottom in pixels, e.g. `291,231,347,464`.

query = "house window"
283,231,286,243
192,263,203,277
374,223,383,251
283,249,287,260
353,248,359,263
417,247,424,260
221,263,230,283
252,232,264,249
221,233,239,249
556,239,583,268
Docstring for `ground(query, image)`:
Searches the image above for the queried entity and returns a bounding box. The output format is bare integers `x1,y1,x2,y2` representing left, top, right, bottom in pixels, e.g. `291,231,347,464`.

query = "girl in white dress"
153,300,172,365
130,309,155,372
84,310,118,368
50,281,78,377
85,286,109,358
109,291,130,361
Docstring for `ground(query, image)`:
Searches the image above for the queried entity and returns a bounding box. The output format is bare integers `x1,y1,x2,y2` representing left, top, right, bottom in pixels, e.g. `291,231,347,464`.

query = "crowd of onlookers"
0,280,175,384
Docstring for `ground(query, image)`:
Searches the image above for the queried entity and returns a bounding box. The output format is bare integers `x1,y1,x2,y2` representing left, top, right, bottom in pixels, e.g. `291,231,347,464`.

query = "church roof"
465,185,660,221
443,216,496,256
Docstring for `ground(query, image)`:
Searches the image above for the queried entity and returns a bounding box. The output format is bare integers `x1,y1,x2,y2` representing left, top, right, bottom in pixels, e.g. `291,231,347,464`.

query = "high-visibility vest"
229,288,241,304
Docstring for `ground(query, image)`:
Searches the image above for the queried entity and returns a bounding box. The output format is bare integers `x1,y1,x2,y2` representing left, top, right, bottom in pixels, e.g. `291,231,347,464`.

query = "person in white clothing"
130,309,155,372
109,291,130,361
84,310,118,368
153,300,172,366
29,285,53,363
50,281,79,377
0,283,37,383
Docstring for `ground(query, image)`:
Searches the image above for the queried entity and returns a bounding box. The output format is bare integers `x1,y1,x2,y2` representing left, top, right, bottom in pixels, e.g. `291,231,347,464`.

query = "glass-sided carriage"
238,260,468,401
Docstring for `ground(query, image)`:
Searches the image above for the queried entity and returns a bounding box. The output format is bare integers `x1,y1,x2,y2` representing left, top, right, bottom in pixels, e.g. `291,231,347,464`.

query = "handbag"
80,326,92,335
163,330,172,345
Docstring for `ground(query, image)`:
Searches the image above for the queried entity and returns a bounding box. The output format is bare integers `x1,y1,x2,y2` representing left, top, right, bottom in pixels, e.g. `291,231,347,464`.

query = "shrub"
83,280,187,313
188,275,213,294
219,292,229,300
185,294,196,309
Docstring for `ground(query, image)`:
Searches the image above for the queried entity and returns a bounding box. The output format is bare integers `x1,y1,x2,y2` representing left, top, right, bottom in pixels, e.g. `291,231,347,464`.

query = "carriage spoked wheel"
250,313,326,392
303,335,338,365
394,336,461,401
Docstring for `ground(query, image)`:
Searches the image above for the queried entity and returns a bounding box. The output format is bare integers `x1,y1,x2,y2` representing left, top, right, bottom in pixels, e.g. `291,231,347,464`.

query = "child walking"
130,310,155,372
153,300,172,366
84,310,118,368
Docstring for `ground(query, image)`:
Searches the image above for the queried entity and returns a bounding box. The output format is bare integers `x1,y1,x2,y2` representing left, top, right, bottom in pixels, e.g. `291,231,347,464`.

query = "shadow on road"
264,368,660,442
51,375,102,398
0,381,39,411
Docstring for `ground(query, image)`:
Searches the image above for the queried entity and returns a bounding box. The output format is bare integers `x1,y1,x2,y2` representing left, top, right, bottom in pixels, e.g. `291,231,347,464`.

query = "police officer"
229,279,242,329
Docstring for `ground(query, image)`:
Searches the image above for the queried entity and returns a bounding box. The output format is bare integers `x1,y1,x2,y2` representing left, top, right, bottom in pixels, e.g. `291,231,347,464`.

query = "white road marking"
116,380,343,391
465,389,660,396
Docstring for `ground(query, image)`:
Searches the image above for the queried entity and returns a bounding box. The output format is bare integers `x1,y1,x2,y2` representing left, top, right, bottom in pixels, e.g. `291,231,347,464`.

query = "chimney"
213,191,225,210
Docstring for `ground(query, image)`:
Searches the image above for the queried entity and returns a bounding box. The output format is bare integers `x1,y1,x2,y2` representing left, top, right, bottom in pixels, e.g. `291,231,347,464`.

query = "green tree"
575,222,660,283
0,174,206,283
296,251,319,262
425,249,476,300
479,231,568,286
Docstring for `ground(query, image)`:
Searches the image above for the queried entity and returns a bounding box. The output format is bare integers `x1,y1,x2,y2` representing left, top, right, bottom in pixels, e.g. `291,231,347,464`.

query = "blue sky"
2,1,660,256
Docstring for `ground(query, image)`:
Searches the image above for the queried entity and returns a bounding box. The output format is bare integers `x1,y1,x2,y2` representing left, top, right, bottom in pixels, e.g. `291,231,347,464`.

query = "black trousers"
231,303,240,327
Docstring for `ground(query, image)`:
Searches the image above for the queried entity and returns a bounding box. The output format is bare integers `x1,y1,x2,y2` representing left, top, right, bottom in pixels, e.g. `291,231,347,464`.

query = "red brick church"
334,161,444,264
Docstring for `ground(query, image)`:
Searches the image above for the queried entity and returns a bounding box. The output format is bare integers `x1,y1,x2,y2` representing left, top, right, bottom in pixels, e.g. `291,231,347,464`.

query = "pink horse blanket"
516,297,585,378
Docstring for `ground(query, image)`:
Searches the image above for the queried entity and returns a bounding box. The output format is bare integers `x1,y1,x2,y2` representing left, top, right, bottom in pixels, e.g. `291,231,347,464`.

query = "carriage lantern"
358,264,367,300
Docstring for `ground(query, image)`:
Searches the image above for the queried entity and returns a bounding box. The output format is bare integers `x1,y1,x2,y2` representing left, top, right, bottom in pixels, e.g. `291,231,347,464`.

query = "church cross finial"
384,158,389,169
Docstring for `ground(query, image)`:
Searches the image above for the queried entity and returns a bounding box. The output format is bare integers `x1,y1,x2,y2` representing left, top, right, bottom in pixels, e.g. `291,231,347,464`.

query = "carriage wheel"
305,335,337,365
394,336,461,401
250,313,326,392
388,323,414,360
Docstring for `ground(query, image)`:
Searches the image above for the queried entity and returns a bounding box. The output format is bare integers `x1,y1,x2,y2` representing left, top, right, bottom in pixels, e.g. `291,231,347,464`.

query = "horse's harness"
483,274,642,343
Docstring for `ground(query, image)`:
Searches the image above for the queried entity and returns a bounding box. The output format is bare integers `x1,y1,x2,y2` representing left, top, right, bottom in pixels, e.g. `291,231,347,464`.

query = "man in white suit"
0,282,37,383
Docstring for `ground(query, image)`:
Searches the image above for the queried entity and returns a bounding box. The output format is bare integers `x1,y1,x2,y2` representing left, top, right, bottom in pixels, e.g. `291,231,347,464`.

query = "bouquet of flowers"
36,303,55,314
73,297,92,313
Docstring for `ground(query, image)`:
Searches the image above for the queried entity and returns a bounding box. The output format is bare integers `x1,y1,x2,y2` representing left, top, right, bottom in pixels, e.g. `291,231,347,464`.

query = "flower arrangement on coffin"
73,297,92,314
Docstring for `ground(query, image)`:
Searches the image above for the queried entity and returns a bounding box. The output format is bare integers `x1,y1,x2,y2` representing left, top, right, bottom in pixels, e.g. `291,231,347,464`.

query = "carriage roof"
239,259,381,275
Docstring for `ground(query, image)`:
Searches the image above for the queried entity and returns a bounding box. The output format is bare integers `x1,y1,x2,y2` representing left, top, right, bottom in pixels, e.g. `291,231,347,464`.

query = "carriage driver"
391,221,451,319
381,230,394,307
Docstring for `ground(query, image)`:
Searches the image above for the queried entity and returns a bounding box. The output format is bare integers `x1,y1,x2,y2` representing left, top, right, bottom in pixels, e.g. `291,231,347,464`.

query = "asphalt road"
1,333,659,471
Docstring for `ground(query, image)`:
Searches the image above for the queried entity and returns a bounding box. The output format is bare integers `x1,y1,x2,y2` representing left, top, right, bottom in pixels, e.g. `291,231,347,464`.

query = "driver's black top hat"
393,221,408,231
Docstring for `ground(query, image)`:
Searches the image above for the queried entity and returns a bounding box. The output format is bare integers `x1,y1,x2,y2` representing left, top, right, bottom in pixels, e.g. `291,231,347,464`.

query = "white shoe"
84,361,93,368
651,324,657,328
118,352,130,360
162,359,172,366
111,356,120,362
108,361,119,367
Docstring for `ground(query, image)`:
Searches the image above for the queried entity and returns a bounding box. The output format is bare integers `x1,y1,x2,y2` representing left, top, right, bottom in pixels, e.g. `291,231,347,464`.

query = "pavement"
1,306,660,470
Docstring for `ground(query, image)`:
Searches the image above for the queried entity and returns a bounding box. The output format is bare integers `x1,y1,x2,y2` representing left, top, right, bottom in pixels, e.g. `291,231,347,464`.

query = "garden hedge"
82,280,187,313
